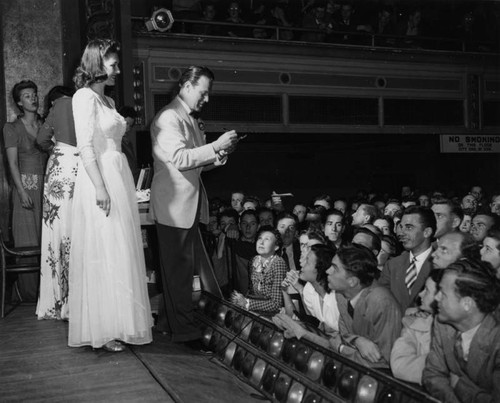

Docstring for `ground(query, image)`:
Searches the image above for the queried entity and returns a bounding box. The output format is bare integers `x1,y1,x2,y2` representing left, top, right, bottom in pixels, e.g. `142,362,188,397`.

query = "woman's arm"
72,89,110,216
5,147,33,209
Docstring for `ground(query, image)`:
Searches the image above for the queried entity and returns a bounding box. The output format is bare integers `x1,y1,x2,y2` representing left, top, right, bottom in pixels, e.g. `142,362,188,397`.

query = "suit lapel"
466,314,497,382
409,255,433,297
173,98,202,146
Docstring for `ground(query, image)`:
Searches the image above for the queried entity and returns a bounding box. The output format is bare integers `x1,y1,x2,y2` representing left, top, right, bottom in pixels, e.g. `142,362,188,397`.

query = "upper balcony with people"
131,0,500,54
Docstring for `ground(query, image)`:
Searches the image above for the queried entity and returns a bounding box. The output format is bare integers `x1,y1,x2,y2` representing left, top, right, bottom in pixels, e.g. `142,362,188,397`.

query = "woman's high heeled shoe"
102,340,125,352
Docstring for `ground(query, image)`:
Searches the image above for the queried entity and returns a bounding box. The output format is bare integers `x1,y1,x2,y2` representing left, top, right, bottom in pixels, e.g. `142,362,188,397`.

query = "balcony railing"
132,17,498,55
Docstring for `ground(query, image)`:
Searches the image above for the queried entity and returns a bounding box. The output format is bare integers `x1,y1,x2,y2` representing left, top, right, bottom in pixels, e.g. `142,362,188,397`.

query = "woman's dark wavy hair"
310,244,336,291
336,244,380,287
73,39,120,89
12,80,38,114
43,86,75,118
446,258,500,314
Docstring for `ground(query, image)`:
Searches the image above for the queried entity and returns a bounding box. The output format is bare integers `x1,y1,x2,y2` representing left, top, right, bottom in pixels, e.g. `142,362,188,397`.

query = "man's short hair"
179,65,214,89
276,211,299,227
445,258,500,314
336,244,380,287
360,204,379,224
218,208,239,224
433,198,464,222
353,227,381,253
456,231,481,260
403,205,437,236
242,195,261,208
473,211,500,228
240,209,258,222
306,228,328,245
325,208,344,223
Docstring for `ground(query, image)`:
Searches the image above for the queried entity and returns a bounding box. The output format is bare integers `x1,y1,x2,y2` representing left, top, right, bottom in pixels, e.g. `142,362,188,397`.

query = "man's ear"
347,275,359,289
461,296,475,312
423,227,433,239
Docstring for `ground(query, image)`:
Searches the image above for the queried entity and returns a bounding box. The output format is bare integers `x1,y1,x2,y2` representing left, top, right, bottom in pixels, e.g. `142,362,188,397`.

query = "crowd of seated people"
168,0,499,52
200,184,500,399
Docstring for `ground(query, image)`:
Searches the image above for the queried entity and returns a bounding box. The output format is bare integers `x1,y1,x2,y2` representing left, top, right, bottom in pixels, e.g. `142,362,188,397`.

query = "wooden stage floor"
0,304,269,403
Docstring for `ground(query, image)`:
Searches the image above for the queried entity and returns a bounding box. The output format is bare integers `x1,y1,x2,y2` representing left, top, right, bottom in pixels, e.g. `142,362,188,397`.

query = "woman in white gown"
68,39,152,351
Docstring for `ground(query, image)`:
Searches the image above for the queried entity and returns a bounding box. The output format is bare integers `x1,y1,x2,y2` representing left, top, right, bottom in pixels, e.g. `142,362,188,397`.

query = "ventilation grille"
289,96,378,125
385,99,463,125
484,101,500,126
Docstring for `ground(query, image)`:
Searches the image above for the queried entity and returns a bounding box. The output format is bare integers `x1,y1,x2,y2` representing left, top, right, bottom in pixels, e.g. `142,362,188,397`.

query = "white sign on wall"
440,135,500,153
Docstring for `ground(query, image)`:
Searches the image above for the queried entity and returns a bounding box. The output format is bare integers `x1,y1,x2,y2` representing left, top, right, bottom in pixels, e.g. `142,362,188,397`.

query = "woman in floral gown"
36,86,78,320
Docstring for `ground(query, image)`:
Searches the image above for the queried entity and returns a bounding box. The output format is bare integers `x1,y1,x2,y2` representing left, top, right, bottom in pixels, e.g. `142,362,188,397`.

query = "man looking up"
431,198,463,240
351,203,378,227
379,206,436,312
431,231,479,269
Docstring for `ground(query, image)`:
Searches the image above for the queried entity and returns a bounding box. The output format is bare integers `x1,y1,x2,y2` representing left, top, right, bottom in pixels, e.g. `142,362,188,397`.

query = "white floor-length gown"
68,87,152,348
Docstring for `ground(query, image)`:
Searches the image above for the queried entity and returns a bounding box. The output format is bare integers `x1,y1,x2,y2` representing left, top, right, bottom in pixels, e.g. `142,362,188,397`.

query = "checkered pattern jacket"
248,255,287,315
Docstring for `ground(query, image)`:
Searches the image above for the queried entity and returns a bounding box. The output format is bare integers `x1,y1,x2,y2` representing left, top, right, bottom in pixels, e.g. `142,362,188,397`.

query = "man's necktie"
405,257,418,291
347,301,354,318
454,333,467,371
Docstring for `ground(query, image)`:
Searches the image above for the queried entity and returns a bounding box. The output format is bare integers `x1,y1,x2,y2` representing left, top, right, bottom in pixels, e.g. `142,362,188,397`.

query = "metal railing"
132,16,498,54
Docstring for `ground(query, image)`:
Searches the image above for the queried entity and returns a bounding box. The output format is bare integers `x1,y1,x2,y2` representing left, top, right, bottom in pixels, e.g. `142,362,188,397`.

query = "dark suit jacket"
422,315,500,402
336,284,402,368
379,250,434,313
280,239,301,272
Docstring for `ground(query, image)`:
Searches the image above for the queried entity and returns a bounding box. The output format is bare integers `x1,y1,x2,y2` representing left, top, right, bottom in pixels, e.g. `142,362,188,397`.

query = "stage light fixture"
250,358,267,386
337,368,359,399
356,375,379,403
306,351,325,381
224,342,237,366
145,8,174,32
242,353,256,378
268,331,284,358
274,374,292,402
287,381,306,403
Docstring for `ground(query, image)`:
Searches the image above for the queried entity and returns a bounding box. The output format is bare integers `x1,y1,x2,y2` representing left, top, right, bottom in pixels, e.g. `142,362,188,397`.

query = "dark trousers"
155,221,201,342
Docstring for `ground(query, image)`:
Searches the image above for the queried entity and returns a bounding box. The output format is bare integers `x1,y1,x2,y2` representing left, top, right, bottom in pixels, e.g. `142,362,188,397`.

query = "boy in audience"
274,245,401,368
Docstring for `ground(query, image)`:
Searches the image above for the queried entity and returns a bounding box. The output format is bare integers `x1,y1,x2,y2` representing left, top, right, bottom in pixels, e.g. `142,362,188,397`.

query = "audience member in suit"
379,206,436,313
276,211,301,272
274,245,401,369
150,66,238,351
422,259,500,401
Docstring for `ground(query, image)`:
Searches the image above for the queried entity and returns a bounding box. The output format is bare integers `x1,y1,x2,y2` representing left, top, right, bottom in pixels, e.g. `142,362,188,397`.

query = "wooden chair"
0,228,41,318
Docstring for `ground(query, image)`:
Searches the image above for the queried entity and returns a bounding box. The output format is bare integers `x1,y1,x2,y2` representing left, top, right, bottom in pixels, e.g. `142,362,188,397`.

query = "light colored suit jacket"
422,315,500,403
336,284,402,368
150,96,221,229
379,250,434,313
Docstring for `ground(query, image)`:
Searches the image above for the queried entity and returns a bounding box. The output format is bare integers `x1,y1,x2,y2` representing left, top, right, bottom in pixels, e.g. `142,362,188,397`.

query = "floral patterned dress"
36,97,79,319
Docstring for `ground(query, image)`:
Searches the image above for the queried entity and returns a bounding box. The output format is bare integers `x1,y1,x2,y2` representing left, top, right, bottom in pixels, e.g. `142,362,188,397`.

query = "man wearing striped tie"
379,206,436,313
